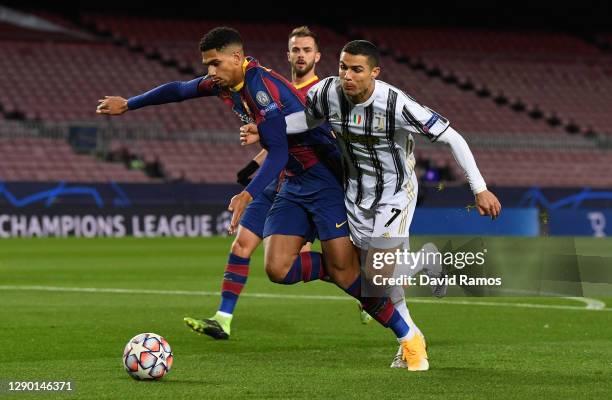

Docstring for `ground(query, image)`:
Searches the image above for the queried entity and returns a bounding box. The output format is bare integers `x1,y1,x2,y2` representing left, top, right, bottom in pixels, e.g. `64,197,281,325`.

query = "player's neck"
349,81,376,105
292,70,316,86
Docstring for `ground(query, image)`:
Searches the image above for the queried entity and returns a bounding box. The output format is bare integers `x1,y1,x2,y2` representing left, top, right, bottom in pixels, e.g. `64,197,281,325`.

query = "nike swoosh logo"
335,221,348,229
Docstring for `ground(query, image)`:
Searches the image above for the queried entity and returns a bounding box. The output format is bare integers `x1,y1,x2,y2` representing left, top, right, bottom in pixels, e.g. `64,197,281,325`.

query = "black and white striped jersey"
305,77,450,209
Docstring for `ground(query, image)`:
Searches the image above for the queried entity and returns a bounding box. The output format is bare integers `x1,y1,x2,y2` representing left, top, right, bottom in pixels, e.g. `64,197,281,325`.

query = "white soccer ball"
123,333,173,380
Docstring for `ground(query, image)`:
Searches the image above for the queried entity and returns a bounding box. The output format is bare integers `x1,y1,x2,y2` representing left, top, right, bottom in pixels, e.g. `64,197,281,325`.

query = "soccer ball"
123,333,173,380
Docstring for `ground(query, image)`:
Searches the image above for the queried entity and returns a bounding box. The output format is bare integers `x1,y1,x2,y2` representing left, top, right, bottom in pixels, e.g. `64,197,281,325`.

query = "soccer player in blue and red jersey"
97,27,421,369
192,26,373,339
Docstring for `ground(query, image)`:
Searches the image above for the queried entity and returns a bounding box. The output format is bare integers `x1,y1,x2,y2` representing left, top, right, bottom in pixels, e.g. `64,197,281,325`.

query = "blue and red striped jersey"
196,57,340,178
127,57,341,197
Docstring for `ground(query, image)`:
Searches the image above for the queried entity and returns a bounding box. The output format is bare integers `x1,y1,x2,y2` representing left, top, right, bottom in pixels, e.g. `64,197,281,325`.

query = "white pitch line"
565,297,607,310
0,285,610,312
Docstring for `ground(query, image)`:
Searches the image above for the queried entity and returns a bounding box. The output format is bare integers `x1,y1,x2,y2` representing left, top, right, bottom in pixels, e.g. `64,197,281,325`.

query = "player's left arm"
238,80,328,142
400,97,501,218
229,117,288,232
436,128,501,218
228,73,289,233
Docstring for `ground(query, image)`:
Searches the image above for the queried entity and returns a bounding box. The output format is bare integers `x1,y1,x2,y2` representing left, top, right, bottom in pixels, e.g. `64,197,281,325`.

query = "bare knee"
323,255,359,288
265,254,293,283
230,235,258,259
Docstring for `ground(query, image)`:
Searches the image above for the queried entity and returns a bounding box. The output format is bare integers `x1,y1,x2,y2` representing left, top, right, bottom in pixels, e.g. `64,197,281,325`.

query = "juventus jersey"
305,77,451,209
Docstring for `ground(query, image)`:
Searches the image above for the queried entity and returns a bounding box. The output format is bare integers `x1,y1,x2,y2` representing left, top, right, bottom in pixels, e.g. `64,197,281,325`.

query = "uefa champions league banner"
0,206,235,238
0,206,540,238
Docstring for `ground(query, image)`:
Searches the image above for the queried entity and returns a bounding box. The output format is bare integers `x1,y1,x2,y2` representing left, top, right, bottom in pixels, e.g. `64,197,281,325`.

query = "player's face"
287,36,320,78
339,52,380,101
201,48,243,88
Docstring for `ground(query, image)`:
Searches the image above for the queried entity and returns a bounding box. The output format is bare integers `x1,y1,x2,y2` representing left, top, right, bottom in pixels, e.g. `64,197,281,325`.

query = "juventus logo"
374,114,386,131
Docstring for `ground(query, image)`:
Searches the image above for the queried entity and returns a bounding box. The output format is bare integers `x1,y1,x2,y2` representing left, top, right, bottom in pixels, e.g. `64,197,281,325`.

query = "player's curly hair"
199,27,243,52
341,40,380,68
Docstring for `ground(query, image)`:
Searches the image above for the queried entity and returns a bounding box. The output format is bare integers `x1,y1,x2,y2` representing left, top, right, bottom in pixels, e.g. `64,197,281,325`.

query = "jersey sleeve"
304,78,329,126
398,94,450,142
242,70,289,199
127,76,219,110
243,69,285,124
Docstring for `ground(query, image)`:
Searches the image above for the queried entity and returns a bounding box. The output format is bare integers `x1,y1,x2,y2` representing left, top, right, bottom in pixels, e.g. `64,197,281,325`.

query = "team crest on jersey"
256,91,271,107
374,112,386,132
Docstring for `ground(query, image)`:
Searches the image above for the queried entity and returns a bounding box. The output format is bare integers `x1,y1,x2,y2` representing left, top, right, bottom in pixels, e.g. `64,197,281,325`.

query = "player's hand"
239,123,260,146
96,96,128,115
475,190,501,219
227,191,253,235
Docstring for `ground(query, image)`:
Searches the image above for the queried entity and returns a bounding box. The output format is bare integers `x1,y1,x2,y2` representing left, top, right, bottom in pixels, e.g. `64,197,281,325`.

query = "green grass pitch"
1,237,611,399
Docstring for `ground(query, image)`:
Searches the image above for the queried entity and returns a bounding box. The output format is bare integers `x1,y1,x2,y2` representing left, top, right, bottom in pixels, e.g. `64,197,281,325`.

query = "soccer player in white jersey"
242,40,501,370
300,40,500,368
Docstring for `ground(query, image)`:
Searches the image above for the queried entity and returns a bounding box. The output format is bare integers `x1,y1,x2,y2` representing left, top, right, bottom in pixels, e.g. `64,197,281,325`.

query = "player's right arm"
96,76,218,115
238,78,331,139
283,78,329,134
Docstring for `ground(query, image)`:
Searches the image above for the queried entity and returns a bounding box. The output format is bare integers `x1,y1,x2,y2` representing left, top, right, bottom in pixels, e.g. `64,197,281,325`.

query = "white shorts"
345,173,418,251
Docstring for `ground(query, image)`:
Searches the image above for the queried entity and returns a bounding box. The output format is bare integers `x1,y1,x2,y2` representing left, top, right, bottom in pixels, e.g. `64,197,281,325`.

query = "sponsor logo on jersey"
259,102,279,116
337,130,380,145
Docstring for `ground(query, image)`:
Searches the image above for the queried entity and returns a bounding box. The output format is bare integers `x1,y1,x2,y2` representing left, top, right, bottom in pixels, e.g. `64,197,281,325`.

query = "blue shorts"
240,178,317,243
263,163,349,241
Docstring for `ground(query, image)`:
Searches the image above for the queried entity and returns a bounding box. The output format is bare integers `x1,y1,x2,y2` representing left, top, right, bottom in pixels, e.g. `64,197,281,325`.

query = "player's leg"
184,188,272,339
264,179,412,342
344,197,428,370
304,186,424,364
367,182,437,368
319,234,429,371
262,196,328,284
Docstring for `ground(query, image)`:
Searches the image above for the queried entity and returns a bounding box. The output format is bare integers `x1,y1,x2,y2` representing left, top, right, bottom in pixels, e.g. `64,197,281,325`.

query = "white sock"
216,311,233,319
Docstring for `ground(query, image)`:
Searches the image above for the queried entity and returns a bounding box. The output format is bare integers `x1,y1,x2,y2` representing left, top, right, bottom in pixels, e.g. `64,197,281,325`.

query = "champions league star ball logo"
256,91,271,107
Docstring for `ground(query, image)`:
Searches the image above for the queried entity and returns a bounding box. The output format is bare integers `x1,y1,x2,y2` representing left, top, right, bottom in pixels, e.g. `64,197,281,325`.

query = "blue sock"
218,253,250,315
281,251,327,284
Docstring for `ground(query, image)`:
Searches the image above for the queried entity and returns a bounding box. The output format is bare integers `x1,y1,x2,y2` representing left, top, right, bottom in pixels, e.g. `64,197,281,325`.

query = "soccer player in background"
96,27,426,371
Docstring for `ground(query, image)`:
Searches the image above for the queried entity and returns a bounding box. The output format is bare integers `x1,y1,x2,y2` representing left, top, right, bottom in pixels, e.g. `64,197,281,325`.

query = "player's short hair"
288,26,320,51
341,40,380,68
199,27,243,52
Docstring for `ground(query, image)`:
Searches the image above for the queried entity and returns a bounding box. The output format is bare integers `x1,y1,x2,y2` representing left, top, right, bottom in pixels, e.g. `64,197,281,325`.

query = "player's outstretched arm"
96,77,211,116
436,127,501,218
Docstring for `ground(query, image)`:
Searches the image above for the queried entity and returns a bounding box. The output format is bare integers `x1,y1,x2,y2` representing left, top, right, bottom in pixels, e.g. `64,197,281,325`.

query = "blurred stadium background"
0,0,611,236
